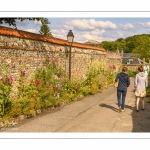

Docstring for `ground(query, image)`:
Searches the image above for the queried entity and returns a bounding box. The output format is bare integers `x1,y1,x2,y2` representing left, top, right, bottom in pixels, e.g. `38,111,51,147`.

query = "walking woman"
134,66,148,111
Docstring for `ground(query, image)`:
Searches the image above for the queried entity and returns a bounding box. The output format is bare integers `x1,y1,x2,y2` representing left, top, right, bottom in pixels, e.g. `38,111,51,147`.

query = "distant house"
120,51,148,65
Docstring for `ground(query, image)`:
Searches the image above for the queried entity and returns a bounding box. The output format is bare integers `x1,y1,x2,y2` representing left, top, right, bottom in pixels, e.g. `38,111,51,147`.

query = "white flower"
5,59,11,65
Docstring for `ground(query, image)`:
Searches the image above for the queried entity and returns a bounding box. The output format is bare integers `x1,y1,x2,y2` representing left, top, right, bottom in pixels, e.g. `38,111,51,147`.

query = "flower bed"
0,57,119,128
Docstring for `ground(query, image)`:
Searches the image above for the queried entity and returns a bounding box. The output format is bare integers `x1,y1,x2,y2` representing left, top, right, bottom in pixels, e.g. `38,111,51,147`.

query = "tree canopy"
101,34,150,62
39,23,53,37
0,18,50,27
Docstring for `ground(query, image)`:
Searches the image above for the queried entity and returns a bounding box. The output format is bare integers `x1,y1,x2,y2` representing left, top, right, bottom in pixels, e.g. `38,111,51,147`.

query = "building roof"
122,57,144,64
121,53,138,58
0,26,106,52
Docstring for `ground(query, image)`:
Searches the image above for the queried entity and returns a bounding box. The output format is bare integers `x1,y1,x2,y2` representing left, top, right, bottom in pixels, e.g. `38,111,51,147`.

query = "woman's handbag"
114,79,119,88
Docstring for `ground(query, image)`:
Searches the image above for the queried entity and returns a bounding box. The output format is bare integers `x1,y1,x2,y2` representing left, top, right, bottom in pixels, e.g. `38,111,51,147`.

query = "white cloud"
96,20,117,29
16,19,29,27
118,23,134,31
25,29,36,33
103,31,124,40
34,20,42,26
117,32,124,37
91,29,105,35
138,22,150,28
51,19,119,42
62,19,116,31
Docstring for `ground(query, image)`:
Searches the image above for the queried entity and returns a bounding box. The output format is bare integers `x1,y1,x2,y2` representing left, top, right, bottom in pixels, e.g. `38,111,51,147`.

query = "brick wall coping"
0,26,106,52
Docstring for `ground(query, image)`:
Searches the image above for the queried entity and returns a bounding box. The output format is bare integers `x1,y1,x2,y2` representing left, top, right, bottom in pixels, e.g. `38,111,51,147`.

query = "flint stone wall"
0,35,122,83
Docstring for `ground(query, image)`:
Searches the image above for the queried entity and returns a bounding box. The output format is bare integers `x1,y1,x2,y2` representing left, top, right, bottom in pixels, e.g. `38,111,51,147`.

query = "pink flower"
8,76,13,84
109,65,112,69
0,76,2,80
113,65,116,70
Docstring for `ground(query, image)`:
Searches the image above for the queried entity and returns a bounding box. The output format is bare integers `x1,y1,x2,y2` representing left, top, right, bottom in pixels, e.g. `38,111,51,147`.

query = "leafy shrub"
0,59,13,117
80,86,92,96
127,70,137,77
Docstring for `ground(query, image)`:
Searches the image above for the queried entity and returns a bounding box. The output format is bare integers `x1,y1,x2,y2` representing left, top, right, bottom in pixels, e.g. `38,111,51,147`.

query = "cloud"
33,20,42,26
103,31,124,40
137,22,150,28
62,19,117,31
16,19,29,27
118,23,134,31
25,29,36,33
16,18,150,43
51,19,119,42
91,29,105,35
96,20,117,29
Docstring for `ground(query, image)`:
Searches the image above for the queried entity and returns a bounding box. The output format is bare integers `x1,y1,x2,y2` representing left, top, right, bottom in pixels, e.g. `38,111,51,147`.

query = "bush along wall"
0,57,119,128
146,76,150,103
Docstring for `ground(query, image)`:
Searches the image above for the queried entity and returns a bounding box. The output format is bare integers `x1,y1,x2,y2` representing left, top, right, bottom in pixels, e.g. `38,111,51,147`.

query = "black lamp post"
67,30,74,79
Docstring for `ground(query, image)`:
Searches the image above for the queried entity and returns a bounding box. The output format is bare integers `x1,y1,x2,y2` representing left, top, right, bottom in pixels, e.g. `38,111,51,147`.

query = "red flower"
35,80,40,86
21,71,25,77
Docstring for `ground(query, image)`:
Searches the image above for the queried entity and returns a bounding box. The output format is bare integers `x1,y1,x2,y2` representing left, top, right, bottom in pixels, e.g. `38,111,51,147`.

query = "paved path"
1,77,150,132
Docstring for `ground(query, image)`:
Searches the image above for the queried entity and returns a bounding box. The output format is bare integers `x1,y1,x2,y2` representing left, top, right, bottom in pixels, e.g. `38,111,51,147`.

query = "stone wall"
122,64,143,71
0,33,122,83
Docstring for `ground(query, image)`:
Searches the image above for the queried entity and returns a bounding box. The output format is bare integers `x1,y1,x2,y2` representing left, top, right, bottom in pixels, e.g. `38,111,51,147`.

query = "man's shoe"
118,106,122,112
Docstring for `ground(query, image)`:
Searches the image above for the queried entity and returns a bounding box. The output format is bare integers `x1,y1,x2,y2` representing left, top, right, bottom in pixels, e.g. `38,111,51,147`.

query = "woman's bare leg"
141,97,145,109
136,97,140,110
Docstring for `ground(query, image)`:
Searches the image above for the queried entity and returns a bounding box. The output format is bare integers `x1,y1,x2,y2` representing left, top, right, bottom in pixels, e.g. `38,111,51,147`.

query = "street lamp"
67,30,74,79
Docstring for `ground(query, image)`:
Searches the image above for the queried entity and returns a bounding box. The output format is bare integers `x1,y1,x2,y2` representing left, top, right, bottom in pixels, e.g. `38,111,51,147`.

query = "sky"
2,17,150,43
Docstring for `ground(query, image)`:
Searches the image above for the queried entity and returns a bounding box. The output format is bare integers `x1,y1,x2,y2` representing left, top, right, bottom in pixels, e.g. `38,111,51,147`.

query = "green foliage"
101,40,128,52
146,76,150,103
39,23,52,36
0,59,13,117
132,35,150,62
15,71,42,117
0,18,50,28
146,88,150,98
80,86,92,96
8,99,22,117
1,57,119,120
127,69,138,77
101,34,150,62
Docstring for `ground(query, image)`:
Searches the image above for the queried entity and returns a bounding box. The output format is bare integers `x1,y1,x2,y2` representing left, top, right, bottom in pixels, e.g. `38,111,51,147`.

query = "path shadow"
131,97,150,132
99,103,118,112
99,103,133,113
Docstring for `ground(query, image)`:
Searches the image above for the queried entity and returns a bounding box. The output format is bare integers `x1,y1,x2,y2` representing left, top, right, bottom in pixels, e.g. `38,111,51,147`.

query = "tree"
115,38,124,42
132,35,150,62
0,18,50,28
39,23,52,36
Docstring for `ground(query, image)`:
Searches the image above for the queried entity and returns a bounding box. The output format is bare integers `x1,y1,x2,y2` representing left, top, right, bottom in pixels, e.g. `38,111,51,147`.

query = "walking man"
115,66,130,112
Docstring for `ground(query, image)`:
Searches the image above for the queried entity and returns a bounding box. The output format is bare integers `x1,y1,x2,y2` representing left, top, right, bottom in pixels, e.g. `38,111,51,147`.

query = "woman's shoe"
142,108,145,110
136,110,139,112
121,109,125,112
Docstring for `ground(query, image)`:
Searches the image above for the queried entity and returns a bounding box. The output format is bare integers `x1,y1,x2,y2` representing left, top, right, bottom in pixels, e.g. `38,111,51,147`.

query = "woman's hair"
138,66,144,72
122,67,128,72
